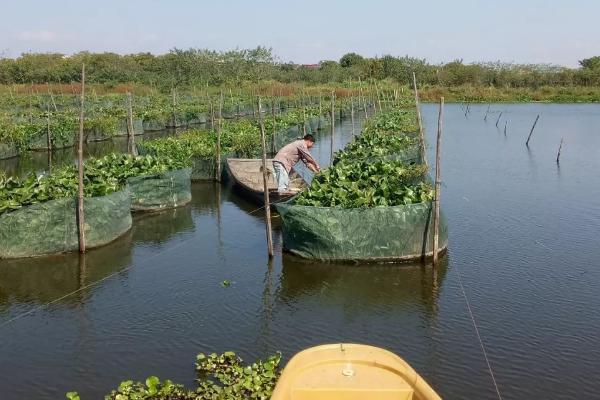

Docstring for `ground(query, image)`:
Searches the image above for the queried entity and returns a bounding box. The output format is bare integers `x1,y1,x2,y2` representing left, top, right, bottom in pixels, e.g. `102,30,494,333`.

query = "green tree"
579,56,600,70
340,52,364,68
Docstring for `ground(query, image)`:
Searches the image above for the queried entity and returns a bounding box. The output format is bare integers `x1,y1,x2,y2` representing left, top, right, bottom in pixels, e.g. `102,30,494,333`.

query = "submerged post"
525,114,540,147
126,92,137,155
495,111,503,127
257,97,274,258
330,91,335,164
77,63,86,254
484,104,490,122
432,97,444,267
556,137,564,164
413,72,427,168
216,91,223,182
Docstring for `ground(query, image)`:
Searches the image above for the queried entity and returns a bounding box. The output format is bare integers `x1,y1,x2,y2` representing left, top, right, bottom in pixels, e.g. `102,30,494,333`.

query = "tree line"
1,47,599,90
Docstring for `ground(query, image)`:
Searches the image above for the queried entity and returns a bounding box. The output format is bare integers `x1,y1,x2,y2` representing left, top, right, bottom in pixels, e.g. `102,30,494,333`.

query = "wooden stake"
126,92,137,155
216,91,223,182
350,96,356,137
77,64,86,254
330,91,335,164
413,72,427,168
484,104,490,122
257,97,274,258
432,97,444,267
171,89,177,128
47,83,57,112
525,114,540,147
556,138,564,164
495,112,503,127
210,98,215,130
46,102,52,171
504,121,507,136
359,77,367,119
302,107,307,136
271,98,276,153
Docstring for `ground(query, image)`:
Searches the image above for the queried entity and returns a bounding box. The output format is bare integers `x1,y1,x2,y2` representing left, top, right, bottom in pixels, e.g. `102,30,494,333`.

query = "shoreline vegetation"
0,49,599,103
2,83,599,103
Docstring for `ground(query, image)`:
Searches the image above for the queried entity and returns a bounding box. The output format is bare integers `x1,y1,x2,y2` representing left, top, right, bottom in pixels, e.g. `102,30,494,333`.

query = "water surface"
1,104,599,399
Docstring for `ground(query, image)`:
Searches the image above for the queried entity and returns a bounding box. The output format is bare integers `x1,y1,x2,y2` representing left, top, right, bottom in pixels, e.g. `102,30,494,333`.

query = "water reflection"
0,231,133,312
131,206,195,245
278,255,447,316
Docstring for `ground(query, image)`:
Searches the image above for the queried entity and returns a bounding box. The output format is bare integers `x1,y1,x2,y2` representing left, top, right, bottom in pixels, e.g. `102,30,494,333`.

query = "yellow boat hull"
271,344,441,400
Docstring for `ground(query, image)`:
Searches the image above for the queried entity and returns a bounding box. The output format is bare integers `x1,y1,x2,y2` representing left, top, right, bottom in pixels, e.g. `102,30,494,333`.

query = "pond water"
1,104,599,399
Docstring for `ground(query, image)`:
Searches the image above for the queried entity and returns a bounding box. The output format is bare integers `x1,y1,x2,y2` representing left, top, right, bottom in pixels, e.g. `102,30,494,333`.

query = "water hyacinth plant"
0,153,188,215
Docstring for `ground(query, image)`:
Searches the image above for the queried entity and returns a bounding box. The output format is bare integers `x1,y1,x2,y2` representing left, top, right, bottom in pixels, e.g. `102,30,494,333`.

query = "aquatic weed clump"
66,351,282,400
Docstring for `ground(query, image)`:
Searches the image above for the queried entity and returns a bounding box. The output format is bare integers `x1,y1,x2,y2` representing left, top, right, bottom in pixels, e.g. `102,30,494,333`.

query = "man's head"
303,134,316,149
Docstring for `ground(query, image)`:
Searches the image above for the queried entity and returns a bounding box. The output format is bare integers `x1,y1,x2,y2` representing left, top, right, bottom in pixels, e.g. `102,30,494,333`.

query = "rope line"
0,194,291,330
454,264,503,400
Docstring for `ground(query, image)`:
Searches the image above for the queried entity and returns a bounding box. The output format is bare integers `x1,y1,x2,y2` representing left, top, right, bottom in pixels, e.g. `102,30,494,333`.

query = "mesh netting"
0,187,132,259
0,142,19,160
142,119,167,132
275,201,448,262
127,168,192,211
115,119,144,136
28,131,76,150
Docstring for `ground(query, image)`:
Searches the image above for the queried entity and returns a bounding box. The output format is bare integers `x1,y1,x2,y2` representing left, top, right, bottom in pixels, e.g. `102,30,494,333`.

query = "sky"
0,0,599,67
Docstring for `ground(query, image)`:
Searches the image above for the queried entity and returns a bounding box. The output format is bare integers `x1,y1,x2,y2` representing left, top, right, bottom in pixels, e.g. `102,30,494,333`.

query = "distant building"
301,64,320,70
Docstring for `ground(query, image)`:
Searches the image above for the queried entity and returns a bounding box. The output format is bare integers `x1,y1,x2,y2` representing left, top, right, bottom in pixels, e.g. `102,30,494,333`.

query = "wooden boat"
271,344,441,400
226,158,306,204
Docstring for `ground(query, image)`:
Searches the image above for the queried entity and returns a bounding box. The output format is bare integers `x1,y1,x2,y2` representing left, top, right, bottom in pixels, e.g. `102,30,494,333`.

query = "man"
272,134,321,193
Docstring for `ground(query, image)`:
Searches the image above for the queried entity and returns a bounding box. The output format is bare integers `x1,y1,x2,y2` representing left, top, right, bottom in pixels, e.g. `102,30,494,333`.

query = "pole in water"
495,111,503,127
126,92,137,155
77,63,86,254
503,121,507,136
350,96,356,137
556,137,564,164
330,91,335,165
484,104,490,121
46,102,52,171
216,91,223,182
525,114,540,147
257,97,274,258
432,97,444,267
413,72,427,169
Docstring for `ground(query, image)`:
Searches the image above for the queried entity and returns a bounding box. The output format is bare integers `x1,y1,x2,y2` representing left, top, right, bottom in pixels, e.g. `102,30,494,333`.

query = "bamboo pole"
46,102,52,171
171,89,177,128
330,91,335,164
216,91,223,182
210,98,215,130
413,72,427,169
556,138,564,164
126,92,137,155
47,83,57,112
77,64,86,254
432,97,444,267
359,77,367,119
525,114,540,146
257,97,274,258
302,107,307,136
350,96,356,137
271,98,276,153
495,111,503,127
